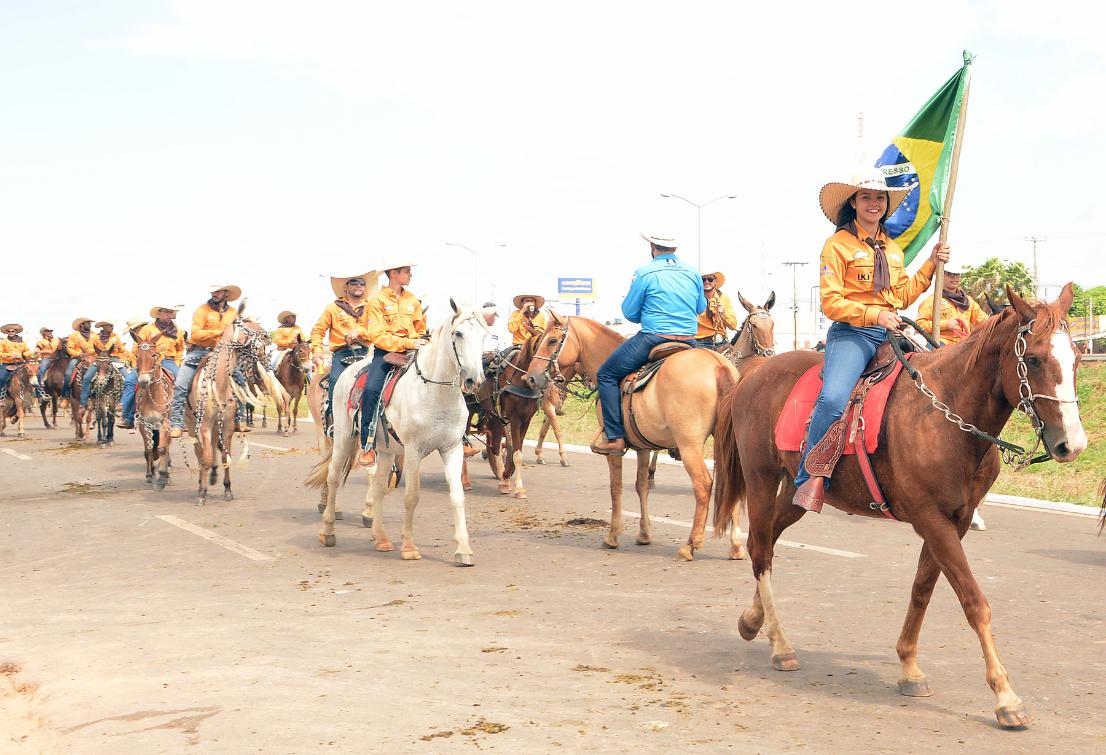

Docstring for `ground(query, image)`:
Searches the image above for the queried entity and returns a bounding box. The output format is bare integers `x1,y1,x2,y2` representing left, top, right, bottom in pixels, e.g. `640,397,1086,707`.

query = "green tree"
1070,284,1106,318
960,257,1034,305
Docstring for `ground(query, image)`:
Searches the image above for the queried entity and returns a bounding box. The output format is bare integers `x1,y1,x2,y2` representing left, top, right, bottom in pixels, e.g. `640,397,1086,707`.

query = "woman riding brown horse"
712,285,1086,729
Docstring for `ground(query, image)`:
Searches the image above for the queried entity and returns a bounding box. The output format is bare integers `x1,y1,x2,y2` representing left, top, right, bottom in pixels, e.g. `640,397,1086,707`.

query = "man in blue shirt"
592,233,707,455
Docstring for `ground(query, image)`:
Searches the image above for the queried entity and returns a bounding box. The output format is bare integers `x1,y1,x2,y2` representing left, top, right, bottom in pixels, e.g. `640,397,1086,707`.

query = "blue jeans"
63,358,80,398
597,332,687,441
123,359,178,423
359,349,394,448
0,367,12,396
38,358,51,383
170,348,245,429
794,322,888,488
325,346,370,424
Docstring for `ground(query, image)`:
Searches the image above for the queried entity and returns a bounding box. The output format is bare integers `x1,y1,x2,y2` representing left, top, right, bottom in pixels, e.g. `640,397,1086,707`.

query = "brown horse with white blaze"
275,335,311,436
524,312,742,560
134,333,175,488
711,284,1087,729
0,362,39,438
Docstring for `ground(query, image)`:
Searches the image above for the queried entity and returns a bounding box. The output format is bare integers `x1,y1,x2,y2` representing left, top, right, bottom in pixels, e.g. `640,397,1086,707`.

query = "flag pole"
930,54,973,342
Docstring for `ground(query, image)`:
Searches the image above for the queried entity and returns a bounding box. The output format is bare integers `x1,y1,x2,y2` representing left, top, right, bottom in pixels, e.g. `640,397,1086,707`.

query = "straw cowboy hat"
208,283,242,301
330,271,379,299
95,321,114,330
1,323,23,335
378,259,417,275
126,317,149,332
641,233,678,249
702,271,726,287
943,267,966,276
72,317,92,330
513,294,546,310
819,167,911,225
148,305,181,319
277,310,296,323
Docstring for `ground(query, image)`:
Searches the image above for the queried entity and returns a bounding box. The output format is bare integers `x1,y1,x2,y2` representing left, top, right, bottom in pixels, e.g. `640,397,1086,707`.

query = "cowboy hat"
819,167,912,225
126,317,149,332
330,271,379,300
378,260,417,275
39,326,53,335
943,267,966,276
641,233,677,249
94,321,114,330
208,284,242,301
72,317,92,330
513,294,546,310
149,305,180,319
702,271,726,287
1,323,23,334
277,310,296,323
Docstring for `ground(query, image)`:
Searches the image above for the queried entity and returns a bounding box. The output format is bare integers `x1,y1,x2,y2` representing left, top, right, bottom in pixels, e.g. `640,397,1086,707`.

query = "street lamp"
444,242,506,304
660,193,737,271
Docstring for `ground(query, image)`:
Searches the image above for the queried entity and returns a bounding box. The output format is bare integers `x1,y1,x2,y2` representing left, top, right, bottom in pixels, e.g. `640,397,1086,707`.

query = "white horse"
306,300,488,565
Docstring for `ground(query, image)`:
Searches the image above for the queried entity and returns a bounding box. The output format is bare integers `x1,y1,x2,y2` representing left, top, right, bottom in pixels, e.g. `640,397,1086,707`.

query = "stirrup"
792,477,826,513
358,447,377,469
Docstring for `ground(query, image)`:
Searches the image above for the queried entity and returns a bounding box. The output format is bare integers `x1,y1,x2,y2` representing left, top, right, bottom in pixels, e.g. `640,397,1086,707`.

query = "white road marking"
157,515,275,561
622,512,866,558
2,448,32,461
249,441,294,452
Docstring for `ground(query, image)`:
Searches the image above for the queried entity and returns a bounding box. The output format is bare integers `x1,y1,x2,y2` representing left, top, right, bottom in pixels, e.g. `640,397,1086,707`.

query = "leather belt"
652,333,694,340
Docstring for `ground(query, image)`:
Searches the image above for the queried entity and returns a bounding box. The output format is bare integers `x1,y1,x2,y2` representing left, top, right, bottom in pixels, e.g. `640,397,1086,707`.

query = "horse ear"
1006,285,1035,321
1054,282,1075,315
764,291,776,311
737,292,755,313
296,332,303,344
237,299,247,316
450,298,459,314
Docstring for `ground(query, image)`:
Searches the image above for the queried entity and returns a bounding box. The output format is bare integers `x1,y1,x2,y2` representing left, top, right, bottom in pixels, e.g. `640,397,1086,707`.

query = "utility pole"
782,261,808,351
1025,235,1046,298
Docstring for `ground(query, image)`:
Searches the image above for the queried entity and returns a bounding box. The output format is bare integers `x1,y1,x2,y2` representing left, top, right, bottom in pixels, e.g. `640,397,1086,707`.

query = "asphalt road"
2,421,1104,753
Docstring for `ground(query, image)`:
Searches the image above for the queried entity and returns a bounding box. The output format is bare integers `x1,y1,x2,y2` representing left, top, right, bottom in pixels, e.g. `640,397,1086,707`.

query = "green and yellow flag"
876,51,973,264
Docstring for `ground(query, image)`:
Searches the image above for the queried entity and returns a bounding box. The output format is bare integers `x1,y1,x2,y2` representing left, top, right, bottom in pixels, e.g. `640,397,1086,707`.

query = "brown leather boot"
590,435,626,456
792,477,826,513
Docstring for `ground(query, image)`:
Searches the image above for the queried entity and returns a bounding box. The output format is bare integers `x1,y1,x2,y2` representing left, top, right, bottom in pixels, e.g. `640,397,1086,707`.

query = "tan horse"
275,335,311,436
0,362,39,438
532,365,582,468
524,312,740,561
133,333,175,489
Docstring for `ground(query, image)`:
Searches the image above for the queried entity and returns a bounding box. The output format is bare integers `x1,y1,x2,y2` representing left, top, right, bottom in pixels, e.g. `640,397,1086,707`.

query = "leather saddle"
618,341,695,451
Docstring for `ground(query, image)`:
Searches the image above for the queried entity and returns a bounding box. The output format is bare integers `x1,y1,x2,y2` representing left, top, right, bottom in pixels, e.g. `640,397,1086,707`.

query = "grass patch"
523,363,1106,506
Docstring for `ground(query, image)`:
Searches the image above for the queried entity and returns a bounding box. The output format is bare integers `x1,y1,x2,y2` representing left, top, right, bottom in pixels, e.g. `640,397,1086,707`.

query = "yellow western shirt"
137,323,187,365
1,339,34,363
311,299,372,355
695,292,738,340
819,227,935,327
914,292,989,345
272,325,303,350
365,287,427,353
36,337,61,358
66,332,95,358
90,333,123,356
189,303,237,349
507,309,548,346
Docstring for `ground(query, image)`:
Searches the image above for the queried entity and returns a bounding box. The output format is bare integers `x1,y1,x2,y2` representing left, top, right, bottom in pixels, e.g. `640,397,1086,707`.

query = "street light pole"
1025,235,1046,298
782,261,808,351
660,193,737,271
445,242,507,304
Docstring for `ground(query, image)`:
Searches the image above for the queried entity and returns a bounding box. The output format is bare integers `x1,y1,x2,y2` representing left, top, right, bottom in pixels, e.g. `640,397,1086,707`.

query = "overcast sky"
3,1,1103,346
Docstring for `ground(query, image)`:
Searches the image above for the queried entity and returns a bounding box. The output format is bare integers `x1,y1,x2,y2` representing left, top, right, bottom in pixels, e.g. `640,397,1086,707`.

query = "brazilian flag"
876,52,973,264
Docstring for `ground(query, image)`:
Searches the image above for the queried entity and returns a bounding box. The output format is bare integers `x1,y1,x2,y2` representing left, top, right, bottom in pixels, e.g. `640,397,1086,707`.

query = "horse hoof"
320,533,336,547
155,480,167,491
601,536,619,550
513,490,527,500
362,515,373,528
559,458,569,467
375,540,395,552
223,491,234,501
729,544,748,560
898,677,933,697
18,432,25,439
497,485,510,495
463,484,472,492
676,544,694,562
995,703,1030,729
197,500,205,507
648,480,656,490
282,432,290,438
737,612,762,641
772,652,801,672
317,502,326,514
535,457,545,465
635,535,651,546
454,552,474,567
335,511,343,520
401,549,421,561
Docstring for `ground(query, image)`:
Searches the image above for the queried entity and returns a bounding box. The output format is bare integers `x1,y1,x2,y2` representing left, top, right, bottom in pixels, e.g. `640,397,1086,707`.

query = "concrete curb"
521,439,1100,518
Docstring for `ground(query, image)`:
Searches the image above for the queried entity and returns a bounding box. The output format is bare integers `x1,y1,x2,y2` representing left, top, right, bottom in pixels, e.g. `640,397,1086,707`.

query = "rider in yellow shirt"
310,272,378,431
271,310,304,370
913,268,988,345
507,294,547,346
1,324,35,399
35,327,60,383
357,261,428,469
694,272,738,347
80,322,124,411
62,317,95,399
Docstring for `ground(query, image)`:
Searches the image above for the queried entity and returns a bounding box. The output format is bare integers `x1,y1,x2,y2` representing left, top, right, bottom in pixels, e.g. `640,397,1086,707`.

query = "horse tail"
712,373,745,537
303,436,357,489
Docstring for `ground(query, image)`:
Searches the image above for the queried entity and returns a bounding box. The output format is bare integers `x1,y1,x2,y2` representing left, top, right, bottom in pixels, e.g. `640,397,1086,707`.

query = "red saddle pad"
774,357,908,455
347,367,402,412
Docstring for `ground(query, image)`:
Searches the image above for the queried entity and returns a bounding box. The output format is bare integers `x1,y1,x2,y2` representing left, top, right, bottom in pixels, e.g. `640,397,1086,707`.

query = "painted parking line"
622,511,866,559
2,448,32,461
249,441,295,453
157,515,276,562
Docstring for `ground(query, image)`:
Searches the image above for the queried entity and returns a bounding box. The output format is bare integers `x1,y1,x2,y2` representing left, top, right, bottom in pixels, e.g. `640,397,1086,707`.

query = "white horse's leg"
511,444,526,499
730,499,748,559
441,445,473,566
370,450,395,552
318,431,350,547
548,405,569,467
399,451,423,560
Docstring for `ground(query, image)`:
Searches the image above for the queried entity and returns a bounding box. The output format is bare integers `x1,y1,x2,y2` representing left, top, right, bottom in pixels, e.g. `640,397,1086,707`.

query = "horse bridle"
734,310,775,358
412,312,485,390
530,318,572,383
